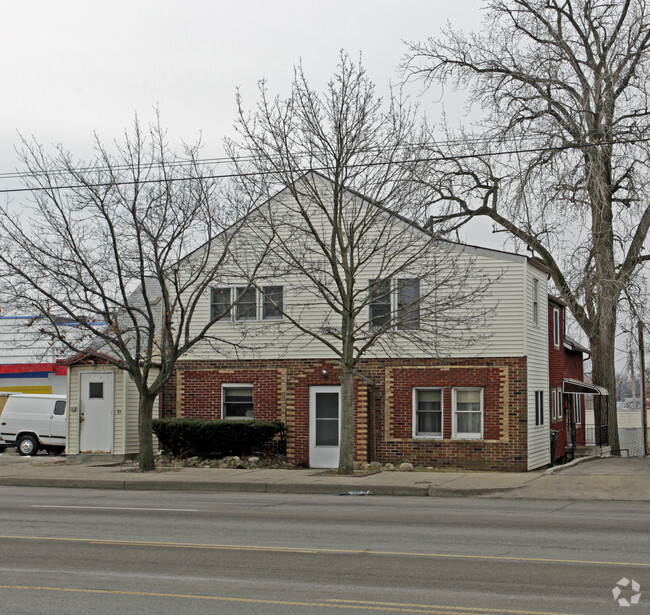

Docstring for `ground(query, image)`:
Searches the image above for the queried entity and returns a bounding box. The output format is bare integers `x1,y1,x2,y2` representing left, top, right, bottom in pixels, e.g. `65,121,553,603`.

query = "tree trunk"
138,393,156,472
338,365,356,474
589,323,620,452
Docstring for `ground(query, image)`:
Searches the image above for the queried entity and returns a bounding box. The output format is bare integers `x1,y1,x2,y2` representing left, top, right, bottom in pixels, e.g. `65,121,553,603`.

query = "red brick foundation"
162,356,529,471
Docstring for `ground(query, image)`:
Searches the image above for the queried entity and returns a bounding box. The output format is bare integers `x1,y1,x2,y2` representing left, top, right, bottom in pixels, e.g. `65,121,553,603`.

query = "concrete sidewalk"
0,454,648,500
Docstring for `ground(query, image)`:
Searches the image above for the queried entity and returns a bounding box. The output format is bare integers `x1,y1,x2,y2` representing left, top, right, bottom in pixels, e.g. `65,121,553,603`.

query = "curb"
544,455,600,475
0,477,432,496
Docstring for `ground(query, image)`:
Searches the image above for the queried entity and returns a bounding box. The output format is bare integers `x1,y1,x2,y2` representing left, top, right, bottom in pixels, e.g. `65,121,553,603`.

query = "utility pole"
638,320,649,457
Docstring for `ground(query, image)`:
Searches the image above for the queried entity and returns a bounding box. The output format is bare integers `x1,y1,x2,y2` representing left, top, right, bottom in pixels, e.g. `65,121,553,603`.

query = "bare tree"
227,55,489,474
404,0,650,450
0,119,247,471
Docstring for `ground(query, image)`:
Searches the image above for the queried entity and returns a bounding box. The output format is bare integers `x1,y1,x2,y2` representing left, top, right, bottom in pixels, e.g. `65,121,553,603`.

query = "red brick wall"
164,356,529,471
548,300,586,458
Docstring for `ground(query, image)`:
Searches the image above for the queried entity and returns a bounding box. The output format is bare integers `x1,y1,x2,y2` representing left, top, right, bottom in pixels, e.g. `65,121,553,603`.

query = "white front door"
79,372,114,453
309,386,341,468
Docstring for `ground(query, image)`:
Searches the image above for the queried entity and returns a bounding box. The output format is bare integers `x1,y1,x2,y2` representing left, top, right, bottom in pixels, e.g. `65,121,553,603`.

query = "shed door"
79,372,114,453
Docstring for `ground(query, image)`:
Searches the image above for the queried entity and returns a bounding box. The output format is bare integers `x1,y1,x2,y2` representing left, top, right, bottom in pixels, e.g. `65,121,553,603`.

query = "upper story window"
369,278,420,330
532,279,539,326
262,286,283,320
211,286,284,322
369,279,392,328
211,287,231,322
397,279,420,329
236,287,257,320
553,307,560,348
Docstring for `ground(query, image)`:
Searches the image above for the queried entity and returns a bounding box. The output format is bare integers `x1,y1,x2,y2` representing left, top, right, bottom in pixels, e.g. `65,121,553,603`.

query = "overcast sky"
1,0,501,244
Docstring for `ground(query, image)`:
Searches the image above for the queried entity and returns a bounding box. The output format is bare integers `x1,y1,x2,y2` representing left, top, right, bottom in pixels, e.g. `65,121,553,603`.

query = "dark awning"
563,378,609,396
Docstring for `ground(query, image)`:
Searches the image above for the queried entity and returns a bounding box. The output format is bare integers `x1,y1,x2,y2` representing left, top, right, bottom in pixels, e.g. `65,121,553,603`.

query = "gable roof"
181,169,545,271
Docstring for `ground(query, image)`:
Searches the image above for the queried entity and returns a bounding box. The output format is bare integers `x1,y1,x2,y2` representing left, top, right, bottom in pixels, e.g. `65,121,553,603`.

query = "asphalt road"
0,487,647,614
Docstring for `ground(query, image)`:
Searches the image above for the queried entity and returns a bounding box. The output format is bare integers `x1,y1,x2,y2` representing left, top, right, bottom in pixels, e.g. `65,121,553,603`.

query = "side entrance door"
79,372,114,453
309,386,341,468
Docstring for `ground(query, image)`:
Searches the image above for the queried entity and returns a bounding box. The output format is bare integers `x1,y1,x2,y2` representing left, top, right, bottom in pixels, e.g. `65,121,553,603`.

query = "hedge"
152,418,285,457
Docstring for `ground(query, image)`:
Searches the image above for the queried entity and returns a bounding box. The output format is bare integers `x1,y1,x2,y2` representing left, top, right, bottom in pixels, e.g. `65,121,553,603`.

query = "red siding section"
163,356,529,471
548,299,586,459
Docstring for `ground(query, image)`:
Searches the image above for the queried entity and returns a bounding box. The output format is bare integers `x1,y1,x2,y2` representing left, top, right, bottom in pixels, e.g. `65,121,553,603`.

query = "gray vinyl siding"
181,189,531,362
525,269,551,470
124,369,160,454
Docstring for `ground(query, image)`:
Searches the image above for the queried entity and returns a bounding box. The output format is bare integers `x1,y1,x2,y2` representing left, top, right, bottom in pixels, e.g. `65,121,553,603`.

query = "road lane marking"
0,584,588,615
326,600,584,615
32,505,198,512
0,534,647,568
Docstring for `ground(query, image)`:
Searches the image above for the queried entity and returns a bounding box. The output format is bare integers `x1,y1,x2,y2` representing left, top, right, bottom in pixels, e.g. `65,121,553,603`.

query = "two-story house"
156,173,553,471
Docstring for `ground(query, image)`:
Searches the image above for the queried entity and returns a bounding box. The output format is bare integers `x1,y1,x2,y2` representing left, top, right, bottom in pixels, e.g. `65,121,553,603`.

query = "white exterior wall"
67,365,159,458
67,365,124,455
181,185,531,362
525,268,551,470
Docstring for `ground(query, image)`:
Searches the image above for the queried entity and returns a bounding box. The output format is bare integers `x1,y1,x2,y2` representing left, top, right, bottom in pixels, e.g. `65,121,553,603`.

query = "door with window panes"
309,386,341,468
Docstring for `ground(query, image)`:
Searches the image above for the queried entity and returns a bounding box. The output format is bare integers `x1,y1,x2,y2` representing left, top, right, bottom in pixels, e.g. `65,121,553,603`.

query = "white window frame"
573,393,582,425
214,285,284,322
210,287,232,322
261,285,284,320
533,279,539,327
369,278,421,330
452,387,483,440
553,307,560,348
221,384,254,420
551,387,557,420
412,387,443,439
557,390,563,419
235,286,257,321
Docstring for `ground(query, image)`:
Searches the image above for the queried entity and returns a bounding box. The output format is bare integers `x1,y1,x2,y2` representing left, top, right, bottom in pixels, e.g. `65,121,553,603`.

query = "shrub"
152,418,285,457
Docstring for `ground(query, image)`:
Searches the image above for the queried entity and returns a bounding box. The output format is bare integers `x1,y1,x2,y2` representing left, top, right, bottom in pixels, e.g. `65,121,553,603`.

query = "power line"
1,135,648,195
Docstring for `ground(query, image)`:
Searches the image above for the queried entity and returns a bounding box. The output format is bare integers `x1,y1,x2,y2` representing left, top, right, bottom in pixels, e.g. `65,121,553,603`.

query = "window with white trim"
413,388,442,438
535,390,544,426
262,286,283,320
222,385,254,419
553,307,560,348
551,387,557,420
211,287,231,322
397,279,420,329
369,279,392,328
573,393,582,425
533,279,539,326
369,278,420,329
212,286,284,322
452,388,483,439
236,287,257,320
557,390,563,419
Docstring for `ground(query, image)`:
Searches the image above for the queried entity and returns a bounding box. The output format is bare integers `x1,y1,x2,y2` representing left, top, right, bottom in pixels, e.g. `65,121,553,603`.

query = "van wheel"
17,436,38,456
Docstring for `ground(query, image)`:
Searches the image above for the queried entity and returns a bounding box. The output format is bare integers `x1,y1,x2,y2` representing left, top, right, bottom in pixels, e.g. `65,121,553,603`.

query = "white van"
0,394,66,456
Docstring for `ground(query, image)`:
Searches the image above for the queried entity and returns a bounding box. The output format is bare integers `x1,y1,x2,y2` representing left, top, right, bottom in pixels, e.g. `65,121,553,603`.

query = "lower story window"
453,388,483,439
572,393,582,425
413,388,442,437
535,390,544,426
222,385,254,419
